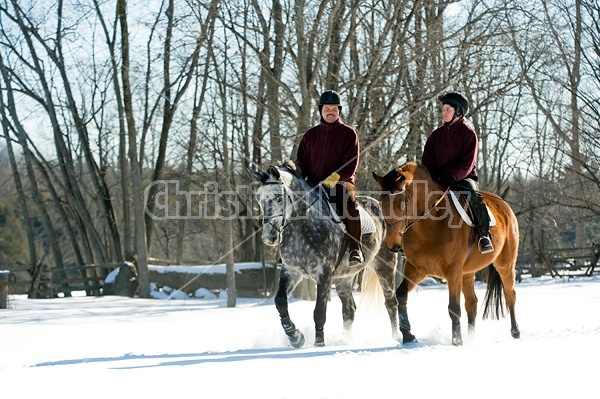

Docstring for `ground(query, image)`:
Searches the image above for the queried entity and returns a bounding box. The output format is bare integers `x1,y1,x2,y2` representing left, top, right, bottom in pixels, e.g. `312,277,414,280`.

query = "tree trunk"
0,52,69,297
118,0,149,297
0,67,38,298
144,0,207,249
94,0,133,261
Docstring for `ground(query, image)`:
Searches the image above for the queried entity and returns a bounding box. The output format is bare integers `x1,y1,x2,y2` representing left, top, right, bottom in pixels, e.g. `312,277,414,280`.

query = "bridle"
259,179,327,235
260,180,295,233
384,186,450,236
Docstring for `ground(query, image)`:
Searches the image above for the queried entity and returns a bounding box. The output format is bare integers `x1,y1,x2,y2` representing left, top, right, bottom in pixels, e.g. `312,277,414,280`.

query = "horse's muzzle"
262,232,281,247
388,244,404,254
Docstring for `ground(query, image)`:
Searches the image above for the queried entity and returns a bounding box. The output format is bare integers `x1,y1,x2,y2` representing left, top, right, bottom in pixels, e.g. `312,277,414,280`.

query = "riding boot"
331,181,364,266
468,190,494,254
345,216,364,266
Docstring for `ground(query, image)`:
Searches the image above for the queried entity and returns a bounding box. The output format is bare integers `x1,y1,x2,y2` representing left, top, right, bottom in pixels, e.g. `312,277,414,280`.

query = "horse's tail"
358,267,385,313
482,264,506,320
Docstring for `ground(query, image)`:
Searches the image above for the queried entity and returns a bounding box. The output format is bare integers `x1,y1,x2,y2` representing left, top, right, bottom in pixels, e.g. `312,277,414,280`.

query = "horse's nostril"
262,233,280,246
389,244,403,253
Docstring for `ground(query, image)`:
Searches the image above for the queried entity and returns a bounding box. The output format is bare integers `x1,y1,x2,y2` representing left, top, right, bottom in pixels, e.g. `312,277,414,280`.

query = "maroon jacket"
295,118,360,185
421,118,478,182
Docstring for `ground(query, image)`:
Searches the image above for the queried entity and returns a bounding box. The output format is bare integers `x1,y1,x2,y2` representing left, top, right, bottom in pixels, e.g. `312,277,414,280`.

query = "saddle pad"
449,191,496,227
359,206,377,234
327,203,377,234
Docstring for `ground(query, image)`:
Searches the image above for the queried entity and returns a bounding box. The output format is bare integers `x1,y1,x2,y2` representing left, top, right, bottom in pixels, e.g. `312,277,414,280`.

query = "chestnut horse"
373,162,520,345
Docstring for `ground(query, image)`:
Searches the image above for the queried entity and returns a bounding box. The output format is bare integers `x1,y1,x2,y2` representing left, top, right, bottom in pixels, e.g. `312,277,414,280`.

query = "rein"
386,186,450,236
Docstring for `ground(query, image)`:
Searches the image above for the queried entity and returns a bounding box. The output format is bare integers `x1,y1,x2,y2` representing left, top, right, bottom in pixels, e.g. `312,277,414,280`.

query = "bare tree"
175,0,220,264
117,0,150,297
502,0,596,246
143,0,212,248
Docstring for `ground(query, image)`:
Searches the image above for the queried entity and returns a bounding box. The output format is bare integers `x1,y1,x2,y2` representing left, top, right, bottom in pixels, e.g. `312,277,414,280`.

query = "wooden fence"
0,261,277,299
1,262,119,298
7,243,595,298
517,243,600,280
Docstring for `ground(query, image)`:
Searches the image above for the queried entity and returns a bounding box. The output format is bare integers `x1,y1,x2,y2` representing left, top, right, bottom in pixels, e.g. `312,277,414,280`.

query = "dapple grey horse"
249,162,400,348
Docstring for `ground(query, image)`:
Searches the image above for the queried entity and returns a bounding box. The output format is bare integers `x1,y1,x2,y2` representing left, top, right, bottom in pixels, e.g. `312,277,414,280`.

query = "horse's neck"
408,182,466,234
408,182,436,216
287,180,309,216
285,180,339,235
288,180,325,213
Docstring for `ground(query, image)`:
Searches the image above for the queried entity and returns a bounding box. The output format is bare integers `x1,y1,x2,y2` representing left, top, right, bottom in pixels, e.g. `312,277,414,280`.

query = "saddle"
327,202,377,234
448,190,496,227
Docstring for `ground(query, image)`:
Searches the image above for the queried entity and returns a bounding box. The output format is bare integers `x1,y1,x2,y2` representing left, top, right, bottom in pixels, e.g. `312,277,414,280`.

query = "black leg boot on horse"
275,272,306,348
462,179,494,254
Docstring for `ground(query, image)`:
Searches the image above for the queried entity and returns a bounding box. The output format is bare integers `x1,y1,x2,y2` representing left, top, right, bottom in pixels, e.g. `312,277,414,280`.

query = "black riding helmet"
438,91,469,117
319,90,342,112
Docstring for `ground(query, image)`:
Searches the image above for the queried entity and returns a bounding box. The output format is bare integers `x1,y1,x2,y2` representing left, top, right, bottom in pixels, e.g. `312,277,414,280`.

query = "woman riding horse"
421,92,494,254
373,162,521,345
373,92,519,345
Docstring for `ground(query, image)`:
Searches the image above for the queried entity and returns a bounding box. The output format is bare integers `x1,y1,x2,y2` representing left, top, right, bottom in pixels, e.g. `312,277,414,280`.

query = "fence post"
0,270,14,309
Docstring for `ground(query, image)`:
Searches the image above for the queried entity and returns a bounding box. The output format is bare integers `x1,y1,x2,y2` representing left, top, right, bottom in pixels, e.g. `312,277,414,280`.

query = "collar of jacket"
319,118,341,131
443,117,464,130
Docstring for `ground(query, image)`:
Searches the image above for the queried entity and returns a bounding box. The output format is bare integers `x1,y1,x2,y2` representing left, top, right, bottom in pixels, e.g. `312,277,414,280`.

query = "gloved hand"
437,175,454,189
321,172,340,188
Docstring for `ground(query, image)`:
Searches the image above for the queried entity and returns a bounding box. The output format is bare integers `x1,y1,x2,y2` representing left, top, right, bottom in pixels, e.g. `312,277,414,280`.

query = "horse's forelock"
263,167,296,190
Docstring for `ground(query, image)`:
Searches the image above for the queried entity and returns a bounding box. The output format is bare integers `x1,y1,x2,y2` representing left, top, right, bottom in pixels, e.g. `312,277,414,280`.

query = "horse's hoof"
452,324,463,345
314,329,325,347
402,332,416,344
400,337,418,347
288,330,305,348
511,327,520,339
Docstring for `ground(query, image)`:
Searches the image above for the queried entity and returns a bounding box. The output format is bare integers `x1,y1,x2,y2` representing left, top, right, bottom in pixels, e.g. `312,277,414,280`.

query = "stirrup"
349,249,364,266
478,237,494,254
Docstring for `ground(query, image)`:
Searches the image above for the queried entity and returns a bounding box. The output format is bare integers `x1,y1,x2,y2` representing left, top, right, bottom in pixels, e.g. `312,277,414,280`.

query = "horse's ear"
395,167,408,182
247,166,268,183
375,168,406,192
267,165,281,180
372,172,384,189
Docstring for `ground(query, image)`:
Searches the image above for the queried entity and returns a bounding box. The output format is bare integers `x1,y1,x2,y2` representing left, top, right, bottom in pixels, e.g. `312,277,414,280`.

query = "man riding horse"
294,89,364,266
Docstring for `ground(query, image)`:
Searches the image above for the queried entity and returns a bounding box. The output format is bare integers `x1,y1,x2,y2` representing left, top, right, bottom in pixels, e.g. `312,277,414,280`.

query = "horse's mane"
279,160,303,179
380,162,432,192
396,161,419,174
399,162,432,180
272,161,313,191
276,161,340,220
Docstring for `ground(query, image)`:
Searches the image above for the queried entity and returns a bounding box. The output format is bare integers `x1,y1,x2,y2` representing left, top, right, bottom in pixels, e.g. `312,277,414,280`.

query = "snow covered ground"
1,275,598,398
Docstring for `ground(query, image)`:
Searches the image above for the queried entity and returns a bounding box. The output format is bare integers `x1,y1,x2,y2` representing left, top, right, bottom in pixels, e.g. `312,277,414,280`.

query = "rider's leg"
461,178,494,254
332,182,363,266
344,182,363,266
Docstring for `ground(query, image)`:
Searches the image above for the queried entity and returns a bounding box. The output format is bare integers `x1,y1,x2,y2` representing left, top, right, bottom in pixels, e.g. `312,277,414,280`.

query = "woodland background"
0,0,598,302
